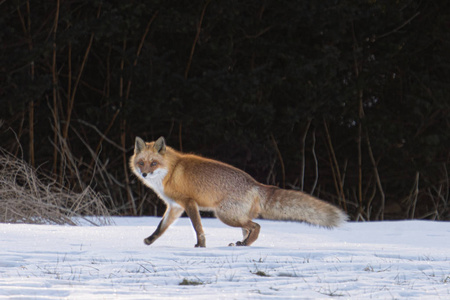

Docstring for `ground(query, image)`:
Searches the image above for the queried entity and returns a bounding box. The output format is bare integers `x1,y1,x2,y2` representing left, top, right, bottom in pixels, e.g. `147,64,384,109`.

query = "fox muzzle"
142,172,154,178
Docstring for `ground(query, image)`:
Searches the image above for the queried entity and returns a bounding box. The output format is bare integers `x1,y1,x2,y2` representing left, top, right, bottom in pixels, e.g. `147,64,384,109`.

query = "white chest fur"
140,168,180,207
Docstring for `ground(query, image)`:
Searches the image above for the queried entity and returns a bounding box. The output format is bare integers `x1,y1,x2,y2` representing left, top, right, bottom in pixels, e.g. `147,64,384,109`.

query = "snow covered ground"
0,217,449,299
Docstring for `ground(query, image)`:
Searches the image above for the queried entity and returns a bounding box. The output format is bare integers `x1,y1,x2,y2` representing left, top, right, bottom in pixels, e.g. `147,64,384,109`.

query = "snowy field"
1,217,449,299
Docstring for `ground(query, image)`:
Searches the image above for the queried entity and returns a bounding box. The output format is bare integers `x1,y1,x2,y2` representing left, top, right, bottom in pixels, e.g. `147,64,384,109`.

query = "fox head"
130,136,169,181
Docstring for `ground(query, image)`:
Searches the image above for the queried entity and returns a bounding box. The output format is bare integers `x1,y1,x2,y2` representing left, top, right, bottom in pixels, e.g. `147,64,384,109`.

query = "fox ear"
135,137,146,154
153,136,166,154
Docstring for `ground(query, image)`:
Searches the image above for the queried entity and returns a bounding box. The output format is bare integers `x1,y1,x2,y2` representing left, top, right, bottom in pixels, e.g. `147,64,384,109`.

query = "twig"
17,0,35,167
376,12,420,40
125,11,159,100
63,3,102,140
366,130,385,220
119,37,135,215
76,119,126,151
323,118,347,212
270,133,285,189
311,128,319,195
179,121,183,152
300,120,311,191
351,19,365,218
52,0,61,177
184,0,211,79
409,172,420,219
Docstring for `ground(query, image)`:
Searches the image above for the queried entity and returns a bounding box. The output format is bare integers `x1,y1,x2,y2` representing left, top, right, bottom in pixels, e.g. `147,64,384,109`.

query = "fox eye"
138,161,144,166
150,161,157,167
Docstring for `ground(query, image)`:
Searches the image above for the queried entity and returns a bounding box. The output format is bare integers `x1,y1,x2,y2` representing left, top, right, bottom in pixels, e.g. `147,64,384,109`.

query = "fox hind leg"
242,228,250,240
229,228,250,247
216,212,261,246
235,221,260,246
215,196,261,246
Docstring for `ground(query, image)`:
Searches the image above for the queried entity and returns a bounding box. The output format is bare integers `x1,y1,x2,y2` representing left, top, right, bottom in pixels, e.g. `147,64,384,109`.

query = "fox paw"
144,237,156,245
228,241,246,247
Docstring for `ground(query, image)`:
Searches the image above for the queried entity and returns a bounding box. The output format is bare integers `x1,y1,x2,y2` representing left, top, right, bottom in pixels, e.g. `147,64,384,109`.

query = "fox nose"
142,173,147,178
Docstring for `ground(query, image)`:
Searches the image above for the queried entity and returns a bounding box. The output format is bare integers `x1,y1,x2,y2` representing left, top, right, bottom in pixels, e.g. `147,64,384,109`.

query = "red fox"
130,136,347,247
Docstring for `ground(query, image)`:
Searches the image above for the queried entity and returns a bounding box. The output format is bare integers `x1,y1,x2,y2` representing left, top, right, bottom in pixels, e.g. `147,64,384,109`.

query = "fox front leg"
144,205,184,245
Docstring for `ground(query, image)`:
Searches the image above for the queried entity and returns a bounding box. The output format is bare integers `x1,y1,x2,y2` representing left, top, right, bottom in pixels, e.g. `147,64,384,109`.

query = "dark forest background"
1,0,449,221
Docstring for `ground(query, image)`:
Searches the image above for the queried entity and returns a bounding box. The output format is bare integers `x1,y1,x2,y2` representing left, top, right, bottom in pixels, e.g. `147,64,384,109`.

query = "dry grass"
0,148,111,225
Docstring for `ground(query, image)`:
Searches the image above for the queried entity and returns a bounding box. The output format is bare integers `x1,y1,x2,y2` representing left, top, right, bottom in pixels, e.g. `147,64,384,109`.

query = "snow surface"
0,217,449,299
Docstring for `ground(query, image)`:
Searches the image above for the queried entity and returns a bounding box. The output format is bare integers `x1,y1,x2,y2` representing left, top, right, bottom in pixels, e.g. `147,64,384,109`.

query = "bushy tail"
260,187,347,227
